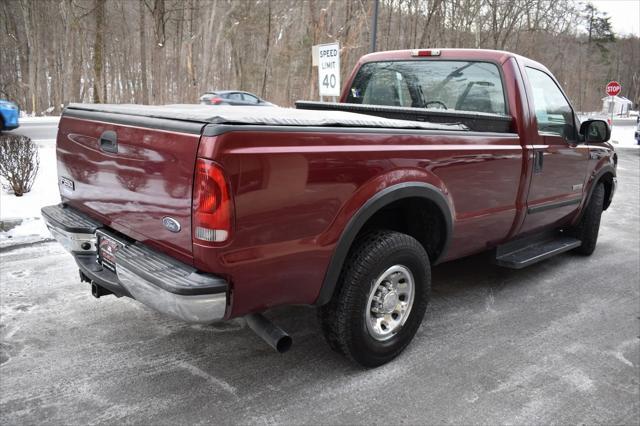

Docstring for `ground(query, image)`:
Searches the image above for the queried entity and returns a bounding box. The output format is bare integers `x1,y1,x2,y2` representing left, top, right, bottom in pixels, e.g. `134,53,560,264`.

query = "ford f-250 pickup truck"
42,49,616,367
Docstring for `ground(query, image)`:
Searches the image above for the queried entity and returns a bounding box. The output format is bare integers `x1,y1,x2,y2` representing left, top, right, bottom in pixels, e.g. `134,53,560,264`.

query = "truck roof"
357,48,548,71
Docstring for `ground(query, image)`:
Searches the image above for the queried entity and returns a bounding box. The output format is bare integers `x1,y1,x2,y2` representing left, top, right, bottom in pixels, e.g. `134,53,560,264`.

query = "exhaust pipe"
245,313,292,353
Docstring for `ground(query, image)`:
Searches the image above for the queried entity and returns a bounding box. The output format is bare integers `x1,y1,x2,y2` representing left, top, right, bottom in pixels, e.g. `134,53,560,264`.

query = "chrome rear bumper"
41,204,228,323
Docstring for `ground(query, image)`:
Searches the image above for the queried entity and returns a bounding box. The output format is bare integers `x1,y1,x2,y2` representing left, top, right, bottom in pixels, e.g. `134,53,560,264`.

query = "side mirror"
580,119,610,143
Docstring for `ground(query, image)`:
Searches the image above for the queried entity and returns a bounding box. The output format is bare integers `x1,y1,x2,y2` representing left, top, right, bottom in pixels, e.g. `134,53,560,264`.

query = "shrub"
0,134,40,196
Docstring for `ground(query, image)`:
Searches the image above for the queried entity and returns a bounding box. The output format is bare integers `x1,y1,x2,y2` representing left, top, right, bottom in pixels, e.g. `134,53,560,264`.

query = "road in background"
7,117,60,141
1,149,638,424
7,115,639,146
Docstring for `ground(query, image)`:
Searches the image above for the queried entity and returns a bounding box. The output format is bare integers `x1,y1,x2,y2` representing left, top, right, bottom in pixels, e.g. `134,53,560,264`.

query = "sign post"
314,42,340,101
605,81,621,127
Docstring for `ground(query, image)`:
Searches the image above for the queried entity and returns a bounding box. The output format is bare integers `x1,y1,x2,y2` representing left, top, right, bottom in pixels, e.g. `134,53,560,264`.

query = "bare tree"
0,0,637,113
139,0,149,104
92,0,105,103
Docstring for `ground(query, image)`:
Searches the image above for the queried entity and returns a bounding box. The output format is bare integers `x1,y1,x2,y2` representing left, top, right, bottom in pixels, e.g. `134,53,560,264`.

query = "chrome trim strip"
527,197,581,214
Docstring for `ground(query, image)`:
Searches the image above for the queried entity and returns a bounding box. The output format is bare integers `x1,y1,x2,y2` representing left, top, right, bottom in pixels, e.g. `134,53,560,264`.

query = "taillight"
211,97,223,105
192,159,233,244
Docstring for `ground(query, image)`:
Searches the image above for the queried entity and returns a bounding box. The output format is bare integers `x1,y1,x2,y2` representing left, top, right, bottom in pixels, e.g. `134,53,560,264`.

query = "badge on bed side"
162,217,181,233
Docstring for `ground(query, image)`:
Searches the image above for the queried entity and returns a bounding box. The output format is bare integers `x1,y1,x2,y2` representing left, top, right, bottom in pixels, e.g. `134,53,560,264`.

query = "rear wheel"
319,230,430,367
572,183,605,255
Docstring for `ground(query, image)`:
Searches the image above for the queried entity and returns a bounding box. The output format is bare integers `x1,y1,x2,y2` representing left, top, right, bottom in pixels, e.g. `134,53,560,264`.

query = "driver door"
520,67,589,234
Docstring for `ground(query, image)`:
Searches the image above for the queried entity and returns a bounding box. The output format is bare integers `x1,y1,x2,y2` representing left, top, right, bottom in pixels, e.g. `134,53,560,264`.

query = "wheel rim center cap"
381,291,399,313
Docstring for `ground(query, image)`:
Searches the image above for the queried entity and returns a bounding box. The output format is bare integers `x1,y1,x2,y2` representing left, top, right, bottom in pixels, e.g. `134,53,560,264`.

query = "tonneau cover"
65,103,467,131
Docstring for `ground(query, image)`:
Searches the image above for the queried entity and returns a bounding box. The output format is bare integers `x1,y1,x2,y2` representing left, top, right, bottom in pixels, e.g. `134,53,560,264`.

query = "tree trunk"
139,0,149,104
150,0,166,104
260,0,272,98
185,0,196,100
19,0,37,114
93,0,105,103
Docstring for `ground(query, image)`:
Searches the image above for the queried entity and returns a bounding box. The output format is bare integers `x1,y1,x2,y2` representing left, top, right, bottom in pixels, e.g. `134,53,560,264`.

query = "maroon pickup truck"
42,49,616,367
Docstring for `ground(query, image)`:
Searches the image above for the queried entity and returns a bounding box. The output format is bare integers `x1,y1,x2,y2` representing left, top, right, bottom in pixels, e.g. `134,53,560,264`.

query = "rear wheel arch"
315,182,453,306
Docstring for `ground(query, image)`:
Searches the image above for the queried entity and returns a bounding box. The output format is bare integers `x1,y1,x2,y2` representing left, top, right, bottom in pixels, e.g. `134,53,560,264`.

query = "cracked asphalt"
1,149,638,425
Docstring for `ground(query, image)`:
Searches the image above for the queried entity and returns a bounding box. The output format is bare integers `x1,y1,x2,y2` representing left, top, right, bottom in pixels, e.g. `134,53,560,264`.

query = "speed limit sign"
316,43,341,97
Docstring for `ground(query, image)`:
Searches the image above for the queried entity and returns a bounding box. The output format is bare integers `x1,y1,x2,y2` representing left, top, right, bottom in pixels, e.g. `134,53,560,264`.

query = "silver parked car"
199,90,275,106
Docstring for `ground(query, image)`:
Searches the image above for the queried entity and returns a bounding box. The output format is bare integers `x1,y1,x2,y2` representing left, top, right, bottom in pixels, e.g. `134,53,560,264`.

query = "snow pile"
0,140,60,247
609,123,639,148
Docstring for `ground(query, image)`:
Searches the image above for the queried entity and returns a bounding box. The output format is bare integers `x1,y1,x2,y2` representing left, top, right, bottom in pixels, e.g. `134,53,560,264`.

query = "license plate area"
96,230,125,273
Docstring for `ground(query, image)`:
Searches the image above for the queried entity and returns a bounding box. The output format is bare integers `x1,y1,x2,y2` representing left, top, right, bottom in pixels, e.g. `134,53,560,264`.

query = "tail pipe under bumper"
42,203,293,353
245,313,292,353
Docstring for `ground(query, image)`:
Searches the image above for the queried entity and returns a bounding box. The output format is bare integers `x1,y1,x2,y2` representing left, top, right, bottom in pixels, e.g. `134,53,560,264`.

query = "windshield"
346,60,507,115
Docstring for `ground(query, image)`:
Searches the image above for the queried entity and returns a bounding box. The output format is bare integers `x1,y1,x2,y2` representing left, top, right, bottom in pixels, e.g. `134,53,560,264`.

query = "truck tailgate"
56,114,203,263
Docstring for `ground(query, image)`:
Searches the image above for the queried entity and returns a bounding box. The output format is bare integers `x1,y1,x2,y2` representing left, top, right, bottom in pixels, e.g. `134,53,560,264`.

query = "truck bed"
295,101,513,133
56,103,469,267
65,103,468,132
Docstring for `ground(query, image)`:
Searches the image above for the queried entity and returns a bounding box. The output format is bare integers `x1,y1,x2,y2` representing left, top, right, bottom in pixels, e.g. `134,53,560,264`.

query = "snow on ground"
609,123,639,148
0,140,60,247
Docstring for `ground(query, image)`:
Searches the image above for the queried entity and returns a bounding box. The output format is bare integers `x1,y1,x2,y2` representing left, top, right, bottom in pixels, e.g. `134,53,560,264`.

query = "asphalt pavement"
7,117,60,141
0,150,638,425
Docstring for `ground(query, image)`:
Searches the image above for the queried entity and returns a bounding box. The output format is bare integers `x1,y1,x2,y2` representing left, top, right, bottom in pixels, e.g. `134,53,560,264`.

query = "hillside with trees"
0,0,637,115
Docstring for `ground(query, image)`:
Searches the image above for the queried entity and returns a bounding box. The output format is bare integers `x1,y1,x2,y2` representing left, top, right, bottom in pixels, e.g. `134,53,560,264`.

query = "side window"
228,93,244,101
525,67,575,139
242,94,260,104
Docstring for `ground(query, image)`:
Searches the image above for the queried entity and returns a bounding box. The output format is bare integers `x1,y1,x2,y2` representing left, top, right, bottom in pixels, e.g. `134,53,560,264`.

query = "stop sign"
606,81,621,96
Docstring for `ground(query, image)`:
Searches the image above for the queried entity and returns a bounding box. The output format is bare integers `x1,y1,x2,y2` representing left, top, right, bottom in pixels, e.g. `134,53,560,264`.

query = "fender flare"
315,182,453,306
576,164,616,222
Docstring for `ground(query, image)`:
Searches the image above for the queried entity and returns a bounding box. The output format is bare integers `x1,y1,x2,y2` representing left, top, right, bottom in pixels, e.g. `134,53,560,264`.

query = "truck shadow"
170,248,592,396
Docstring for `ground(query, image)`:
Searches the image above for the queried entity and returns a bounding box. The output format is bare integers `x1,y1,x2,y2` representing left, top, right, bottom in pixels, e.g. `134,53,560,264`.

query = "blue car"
0,99,20,131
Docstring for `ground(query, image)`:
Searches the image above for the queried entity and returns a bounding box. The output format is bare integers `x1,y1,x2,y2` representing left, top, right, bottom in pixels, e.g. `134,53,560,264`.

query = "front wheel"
319,230,430,367
571,182,605,255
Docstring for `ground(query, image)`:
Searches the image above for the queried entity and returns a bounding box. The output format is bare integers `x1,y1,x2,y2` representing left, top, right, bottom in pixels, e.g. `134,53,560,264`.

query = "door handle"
99,130,118,153
534,151,544,173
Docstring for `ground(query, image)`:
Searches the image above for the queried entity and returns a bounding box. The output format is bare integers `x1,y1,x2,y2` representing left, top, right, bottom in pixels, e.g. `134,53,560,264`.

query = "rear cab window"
346,60,507,115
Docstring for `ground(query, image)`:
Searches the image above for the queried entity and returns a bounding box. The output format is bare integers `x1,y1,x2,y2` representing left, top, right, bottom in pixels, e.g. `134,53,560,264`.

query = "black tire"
318,230,430,367
0,116,4,132
572,183,605,255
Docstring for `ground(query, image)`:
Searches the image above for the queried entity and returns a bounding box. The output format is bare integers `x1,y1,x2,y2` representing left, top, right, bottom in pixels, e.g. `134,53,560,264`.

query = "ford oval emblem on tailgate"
162,217,181,233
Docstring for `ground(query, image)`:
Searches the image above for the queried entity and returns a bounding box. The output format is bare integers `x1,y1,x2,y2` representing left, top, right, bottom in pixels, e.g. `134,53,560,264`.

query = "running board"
494,232,582,269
